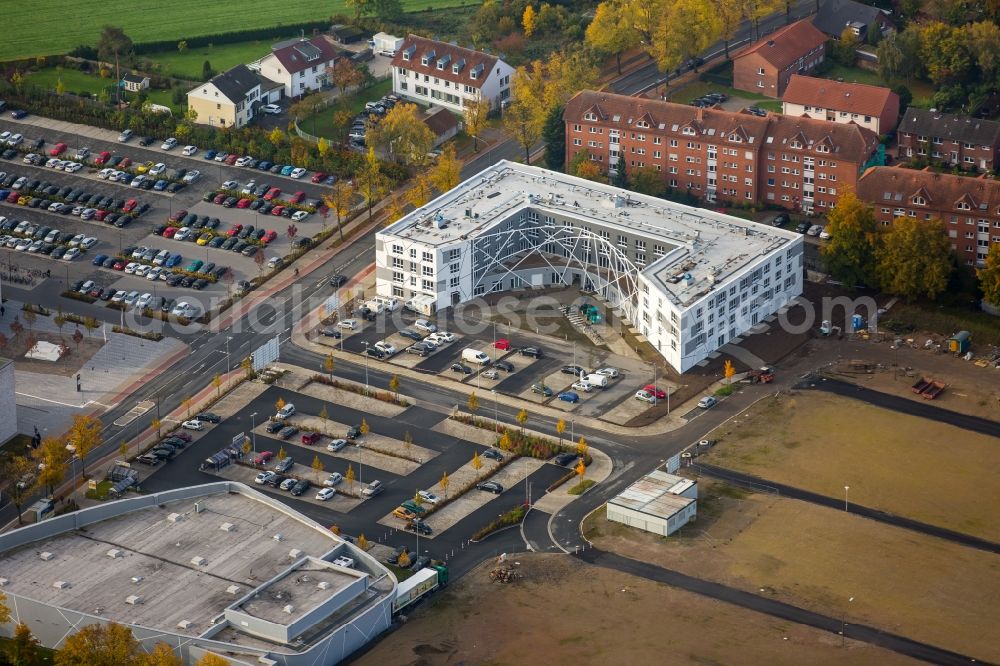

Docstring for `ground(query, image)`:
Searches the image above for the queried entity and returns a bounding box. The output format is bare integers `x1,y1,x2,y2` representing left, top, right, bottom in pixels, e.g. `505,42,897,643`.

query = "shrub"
714,384,737,397
471,503,528,541
567,479,595,495
309,374,409,406
112,325,163,341
60,291,96,304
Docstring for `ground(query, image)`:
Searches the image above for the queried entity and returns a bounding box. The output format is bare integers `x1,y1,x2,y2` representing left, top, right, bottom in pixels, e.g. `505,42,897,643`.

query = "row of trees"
876,20,1000,112
585,0,793,75
821,192,954,301
0,593,230,666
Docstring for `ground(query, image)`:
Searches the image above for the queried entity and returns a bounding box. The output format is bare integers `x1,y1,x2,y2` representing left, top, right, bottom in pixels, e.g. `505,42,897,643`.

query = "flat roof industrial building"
376,161,803,372
0,482,395,665
607,469,698,536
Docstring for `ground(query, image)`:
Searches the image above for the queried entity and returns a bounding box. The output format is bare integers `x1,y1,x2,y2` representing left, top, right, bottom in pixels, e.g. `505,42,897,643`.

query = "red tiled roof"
782,75,897,118
271,36,340,74
390,35,500,90
764,113,878,163
857,166,1000,213
737,19,827,70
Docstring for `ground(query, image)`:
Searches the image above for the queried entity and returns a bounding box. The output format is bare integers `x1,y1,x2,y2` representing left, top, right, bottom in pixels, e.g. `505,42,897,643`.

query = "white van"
370,296,399,312
584,373,609,388
276,403,296,420
462,348,491,365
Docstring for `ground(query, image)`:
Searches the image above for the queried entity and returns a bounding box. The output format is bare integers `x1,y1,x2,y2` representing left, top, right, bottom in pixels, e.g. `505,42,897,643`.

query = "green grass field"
26,67,183,114
0,0,479,61
667,81,782,111
298,79,393,139
818,64,935,108
145,41,280,81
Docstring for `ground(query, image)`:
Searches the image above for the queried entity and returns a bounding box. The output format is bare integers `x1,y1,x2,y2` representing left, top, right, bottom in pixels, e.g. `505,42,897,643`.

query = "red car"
263,187,281,201
112,259,127,270
49,142,67,156
95,209,109,221
289,191,305,204
213,193,227,205
171,431,194,443
123,199,138,212
254,451,273,465
6,192,18,203
94,150,111,165
262,230,277,244
163,227,178,238
301,432,321,445
118,157,132,168
224,154,238,165
494,338,511,351
226,224,243,237
169,209,187,222
271,205,285,216
236,198,252,209
310,172,327,184
642,384,667,400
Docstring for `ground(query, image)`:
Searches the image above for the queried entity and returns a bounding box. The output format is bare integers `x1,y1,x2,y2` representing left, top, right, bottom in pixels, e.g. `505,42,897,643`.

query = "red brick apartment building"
857,166,1000,267
732,19,828,99
896,108,1000,173
564,91,878,214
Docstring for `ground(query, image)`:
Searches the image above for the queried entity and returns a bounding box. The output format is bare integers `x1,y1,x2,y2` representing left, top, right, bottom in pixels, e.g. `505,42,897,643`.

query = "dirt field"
354,554,914,666
702,391,1000,541
584,485,1000,663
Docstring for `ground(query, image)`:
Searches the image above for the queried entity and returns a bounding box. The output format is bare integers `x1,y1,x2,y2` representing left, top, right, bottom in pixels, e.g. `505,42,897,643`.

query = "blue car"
204,150,217,160
166,254,183,268
10,110,27,119
280,165,294,176
92,254,108,265
153,179,168,191
557,391,580,403
0,189,9,200
257,161,273,171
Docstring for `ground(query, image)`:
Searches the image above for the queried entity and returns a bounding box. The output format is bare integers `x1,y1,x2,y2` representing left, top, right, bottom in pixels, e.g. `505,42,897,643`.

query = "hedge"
471,503,528,541
132,21,332,56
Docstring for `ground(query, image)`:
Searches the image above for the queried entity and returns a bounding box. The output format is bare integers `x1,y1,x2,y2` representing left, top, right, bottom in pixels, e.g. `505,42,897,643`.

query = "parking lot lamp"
844,485,849,512
841,596,854,647
363,342,370,392
250,412,257,455
226,336,233,376
492,390,499,433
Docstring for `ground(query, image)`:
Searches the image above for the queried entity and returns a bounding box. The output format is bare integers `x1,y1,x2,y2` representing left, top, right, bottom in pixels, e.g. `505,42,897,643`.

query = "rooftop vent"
107,549,124,559
177,620,193,630
0,578,9,587
226,585,242,595
317,581,332,590
167,513,184,523
283,604,295,614
288,548,303,559
194,502,205,514
131,576,144,584
53,581,70,589
220,522,236,532
125,595,143,605
40,551,55,561
190,556,207,566
273,533,284,542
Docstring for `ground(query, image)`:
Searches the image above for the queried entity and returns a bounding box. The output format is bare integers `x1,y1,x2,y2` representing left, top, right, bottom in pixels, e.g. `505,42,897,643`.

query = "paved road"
805,375,1000,438
693,463,1000,555
611,0,815,96
575,548,981,666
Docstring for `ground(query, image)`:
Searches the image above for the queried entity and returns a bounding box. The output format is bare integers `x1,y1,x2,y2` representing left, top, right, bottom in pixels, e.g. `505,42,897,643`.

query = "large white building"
390,35,514,114
253,36,341,99
0,482,396,665
375,162,803,373
607,468,699,537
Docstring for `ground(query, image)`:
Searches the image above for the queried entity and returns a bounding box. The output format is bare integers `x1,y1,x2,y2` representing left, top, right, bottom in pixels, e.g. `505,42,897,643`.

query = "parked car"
290,479,311,496
476,481,503,494
531,383,553,397
417,490,440,505
255,471,277,485
554,452,579,466
323,472,344,487
254,451,274,465
520,346,543,358
316,487,336,501
635,389,657,404
326,438,348,452
697,396,718,409
301,432,322,445
181,419,204,431
483,448,504,461
196,412,222,423
557,391,580,403
562,364,586,376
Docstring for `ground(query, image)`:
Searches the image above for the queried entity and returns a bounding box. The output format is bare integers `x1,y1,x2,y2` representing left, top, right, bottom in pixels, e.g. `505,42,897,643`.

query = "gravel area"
297,380,409,418
431,419,502,447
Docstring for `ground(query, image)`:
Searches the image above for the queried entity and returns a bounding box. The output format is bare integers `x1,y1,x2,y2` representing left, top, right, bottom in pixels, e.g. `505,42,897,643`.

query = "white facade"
606,469,698,537
375,161,803,374
393,63,512,113
257,53,334,98
782,100,881,134
186,79,260,128
372,32,403,56
0,358,16,445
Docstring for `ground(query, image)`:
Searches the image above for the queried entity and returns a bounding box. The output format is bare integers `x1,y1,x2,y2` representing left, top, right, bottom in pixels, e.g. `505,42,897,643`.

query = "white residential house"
390,35,514,114
254,36,341,99
186,64,280,128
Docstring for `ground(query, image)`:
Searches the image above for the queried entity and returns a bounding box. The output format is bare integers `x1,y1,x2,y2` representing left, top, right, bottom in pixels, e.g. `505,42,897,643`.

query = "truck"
392,565,448,613
922,381,946,400
403,293,437,316
584,373,609,388
462,348,491,365
743,367,775,384
372,32,403,56
911,377,931,394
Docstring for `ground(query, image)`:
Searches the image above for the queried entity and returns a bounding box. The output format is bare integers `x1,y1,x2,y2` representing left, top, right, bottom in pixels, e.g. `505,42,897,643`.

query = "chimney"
696,108,704,122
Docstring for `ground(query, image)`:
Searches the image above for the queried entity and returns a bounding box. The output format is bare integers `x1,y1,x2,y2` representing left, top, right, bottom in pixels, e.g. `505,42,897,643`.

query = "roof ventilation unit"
190,556,207,566
125,595,143,605
39,551,55,561
283,604,295,614
226,585,242,595
107,549,124,559
0,578,7,587
131,576,144,584
177,620,193,630
272,533,284,542
317,581,332,590
167,513,184,523
194,502,205,513
220,522,236,532
53,581,70,590
288,548,303,559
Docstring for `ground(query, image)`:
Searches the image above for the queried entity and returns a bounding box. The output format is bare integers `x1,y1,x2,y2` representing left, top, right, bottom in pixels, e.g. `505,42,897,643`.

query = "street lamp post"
363,342,370,392
841,596,854,647
250,412,257,456
844,485,850,512
226,336,232,376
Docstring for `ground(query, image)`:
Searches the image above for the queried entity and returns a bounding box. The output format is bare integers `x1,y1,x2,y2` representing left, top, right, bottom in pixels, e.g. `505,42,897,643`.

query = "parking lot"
312,304,666,421
0,118,340,320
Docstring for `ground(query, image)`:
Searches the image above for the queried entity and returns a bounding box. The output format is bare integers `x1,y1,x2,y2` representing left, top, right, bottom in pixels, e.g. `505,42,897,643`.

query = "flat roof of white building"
0,488,364,642
381,161,799,307
609,470,696,519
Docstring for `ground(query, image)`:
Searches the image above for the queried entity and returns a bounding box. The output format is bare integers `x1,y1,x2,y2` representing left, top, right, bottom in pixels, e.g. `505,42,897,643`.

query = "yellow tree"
324,352,335,379
585,0,641,74
356,147,389,221
651,0,721,75
67,414,101,478
195,654,232,666
404,430,414,458
471,451,483,478
467,391,480,415
576,436,588,459
575,459,586,478
242,439,251,457
182,396,193,418
407,173,434,208
712,0,746,59
241,356,254,378
0,590,10,625
360,418,370,439
516,407,528,433
3,456,36,524
978,243,1000,307
875,217,953,301
396,549,411,567
267,127,286,146
141,642,183,666
821,189,879,288
37,436,70,495
383,195,406,227
119,442,129,460
212,373,222,397
151,417,162,438
319,405,329,432
724,359,735,384
463,97,489,152
498,431,513,451
389,374,400,400
311,455,325,481
439,470,450,498
316,136,330,157
556,418,566,447
367,102,435,165
54,622,141,666
276,397,286,412
322,180,355,242
7,622,41,666
429,144,462,193
357,533,369,550
504,68,545,162
346,463,356,492
523,5,537,36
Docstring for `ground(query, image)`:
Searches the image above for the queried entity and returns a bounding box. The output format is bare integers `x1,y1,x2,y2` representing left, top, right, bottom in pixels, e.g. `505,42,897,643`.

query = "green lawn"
816,64,936,108
26,67,184,114
667,81,781,110
145,41,281,81
1,0,480,61
298,79,393,140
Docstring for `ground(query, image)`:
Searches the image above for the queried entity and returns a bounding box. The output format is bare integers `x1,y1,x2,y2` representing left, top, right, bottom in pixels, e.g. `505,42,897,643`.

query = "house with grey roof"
813,0,894,41
186,64,281,128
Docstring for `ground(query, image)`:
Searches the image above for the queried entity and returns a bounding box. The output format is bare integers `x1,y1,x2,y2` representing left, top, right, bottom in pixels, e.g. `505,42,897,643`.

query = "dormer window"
815,144,830,153
402,45,415,61
728,133,741,142
584,112,597,121
912,196,925,206
636,120,650,129
470,63,484,80
452,58,466,74
790,140,802,149
956,201,971,210
437,54,451,70
683,127,695,136
421,49,436,66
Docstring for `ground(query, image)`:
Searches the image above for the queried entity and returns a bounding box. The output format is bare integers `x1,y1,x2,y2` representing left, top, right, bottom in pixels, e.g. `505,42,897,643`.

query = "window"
757,67,765,75
422,251,433,262
392,244,403,255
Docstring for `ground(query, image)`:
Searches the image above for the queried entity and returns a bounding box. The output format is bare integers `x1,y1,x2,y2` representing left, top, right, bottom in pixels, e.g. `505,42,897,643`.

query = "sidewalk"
532,445,613,515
